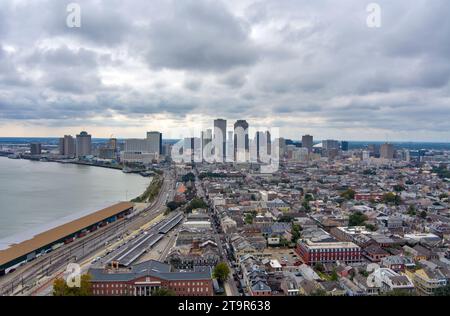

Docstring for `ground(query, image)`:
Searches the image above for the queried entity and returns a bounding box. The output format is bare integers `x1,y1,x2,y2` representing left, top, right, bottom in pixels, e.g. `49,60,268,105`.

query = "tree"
53,274,92,296
433,284,450,296
182,172,196,182
348,211,368,226
213,262,230,282
291,224,302,244
185,197,208,212
393,184,405,192
407,205,417,216
166,201,183,212
151,287,176,296
330,269,339,281
340,189,356,200
382,192,402,205
365,223,377,231
278,215,294,222
419,210,428,219
310,288,327,296
302,200,311,212
314,263,325,273
244,213,254,225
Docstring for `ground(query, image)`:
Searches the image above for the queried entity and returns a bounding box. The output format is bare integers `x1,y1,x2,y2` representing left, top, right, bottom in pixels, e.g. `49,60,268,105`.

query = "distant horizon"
1,136,450,145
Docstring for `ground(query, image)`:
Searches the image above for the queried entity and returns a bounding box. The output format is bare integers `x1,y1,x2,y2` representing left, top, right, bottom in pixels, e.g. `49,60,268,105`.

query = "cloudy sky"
0,0,449,141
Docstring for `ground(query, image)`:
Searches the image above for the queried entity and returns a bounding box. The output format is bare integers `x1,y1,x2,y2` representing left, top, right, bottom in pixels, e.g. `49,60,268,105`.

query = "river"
0,157,150,248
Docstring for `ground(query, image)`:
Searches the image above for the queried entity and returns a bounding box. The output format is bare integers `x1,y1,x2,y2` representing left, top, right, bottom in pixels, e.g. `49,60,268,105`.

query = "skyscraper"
233,120,249,162
59,135,76,157
147,131,162,155
322,139,339,150
122,133,160,164
256,131,271,162
227,131,234,162
201,129,212,162
214,119,227,162
76,131,92,158
302,135,313,153
341,141,349,151
30,143,42,155
380,143,394,159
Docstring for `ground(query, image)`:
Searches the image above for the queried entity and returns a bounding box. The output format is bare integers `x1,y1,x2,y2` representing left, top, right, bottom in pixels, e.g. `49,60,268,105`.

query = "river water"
0,157,149,248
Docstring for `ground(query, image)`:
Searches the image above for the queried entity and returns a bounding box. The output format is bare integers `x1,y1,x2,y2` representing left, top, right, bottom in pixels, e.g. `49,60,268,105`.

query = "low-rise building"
89,260,213,296
406,267,447,296
296,239,361,265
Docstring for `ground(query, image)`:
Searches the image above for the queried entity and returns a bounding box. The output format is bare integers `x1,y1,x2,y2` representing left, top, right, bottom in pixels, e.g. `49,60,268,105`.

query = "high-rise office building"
278,137,287,158
58,138,64,155
227,131,234,162
322,139,339,159
214,119,227,162
380,143,394,159
122,132,162,163
201,129,212,161
302,135,313,153
147,131,162,155
256,131,271,162
368,144,380,157
233,120,249,162
59,135,76,157
322,139,339,150
30,143,42,155
341,141,349,151
76,131,92,158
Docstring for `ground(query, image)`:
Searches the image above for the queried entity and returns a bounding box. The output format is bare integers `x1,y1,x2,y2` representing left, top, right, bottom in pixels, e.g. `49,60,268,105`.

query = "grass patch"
131,175,163,203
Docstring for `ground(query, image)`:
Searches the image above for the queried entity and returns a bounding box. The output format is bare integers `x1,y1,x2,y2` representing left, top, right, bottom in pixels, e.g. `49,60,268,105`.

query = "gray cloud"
143,0,259,72
0,0,448,141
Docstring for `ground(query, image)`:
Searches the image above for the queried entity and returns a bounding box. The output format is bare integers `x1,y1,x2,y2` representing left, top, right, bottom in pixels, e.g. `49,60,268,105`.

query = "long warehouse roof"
0,202,134,266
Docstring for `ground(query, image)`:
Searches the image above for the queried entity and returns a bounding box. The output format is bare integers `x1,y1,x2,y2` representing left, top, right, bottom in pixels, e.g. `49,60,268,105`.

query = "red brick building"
354,193,384,201
296,240,361,265
89,260,213,296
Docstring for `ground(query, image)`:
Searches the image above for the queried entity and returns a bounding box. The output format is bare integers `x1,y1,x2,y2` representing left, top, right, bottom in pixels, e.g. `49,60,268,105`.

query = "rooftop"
0,202,133,266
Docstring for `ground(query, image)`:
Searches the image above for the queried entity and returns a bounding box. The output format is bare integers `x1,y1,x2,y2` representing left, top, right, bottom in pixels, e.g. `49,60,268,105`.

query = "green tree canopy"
53,274,92,296
151,287,176,296
382,192,402,205
185,197,208,212
348,211,368,226
213,262,230,282
433,284,450,296
340,189,356,200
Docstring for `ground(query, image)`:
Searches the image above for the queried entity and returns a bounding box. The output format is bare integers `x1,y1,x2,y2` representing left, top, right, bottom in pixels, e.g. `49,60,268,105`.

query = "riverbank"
0,157,149,243
131,175,163,203
3,155,159,178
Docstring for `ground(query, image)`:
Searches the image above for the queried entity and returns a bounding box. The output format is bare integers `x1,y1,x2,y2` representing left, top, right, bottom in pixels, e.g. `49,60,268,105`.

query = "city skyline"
0,1,449,142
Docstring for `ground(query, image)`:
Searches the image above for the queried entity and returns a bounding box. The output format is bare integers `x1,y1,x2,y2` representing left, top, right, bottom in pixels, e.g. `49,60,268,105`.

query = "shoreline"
0,155,155,178
0,157,153,246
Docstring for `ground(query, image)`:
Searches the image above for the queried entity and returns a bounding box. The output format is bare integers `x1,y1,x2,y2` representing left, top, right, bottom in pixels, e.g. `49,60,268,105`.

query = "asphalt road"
193,167,240,296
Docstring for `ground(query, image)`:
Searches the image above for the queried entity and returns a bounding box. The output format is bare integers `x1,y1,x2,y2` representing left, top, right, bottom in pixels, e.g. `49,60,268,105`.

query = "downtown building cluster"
170,128,449,296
